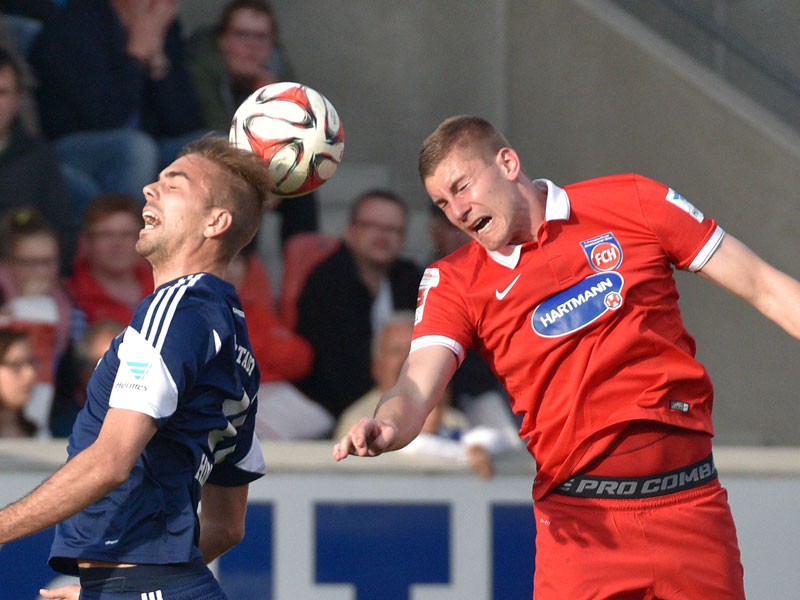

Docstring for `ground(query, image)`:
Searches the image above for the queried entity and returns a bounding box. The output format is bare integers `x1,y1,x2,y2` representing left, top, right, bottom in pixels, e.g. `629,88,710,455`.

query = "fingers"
332,419,394,461
39,585,81,600
466,445,494,479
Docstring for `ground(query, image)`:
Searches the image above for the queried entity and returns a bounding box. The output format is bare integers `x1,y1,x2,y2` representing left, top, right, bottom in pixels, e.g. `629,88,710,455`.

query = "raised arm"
0,408,157,544
698,233,800,340
333,344,458,460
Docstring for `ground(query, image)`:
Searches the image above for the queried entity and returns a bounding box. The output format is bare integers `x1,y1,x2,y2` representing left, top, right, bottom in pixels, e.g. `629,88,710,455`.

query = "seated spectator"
0,327,37,437
0,207,75,436
28,0,204,199
50,318,124,437
188,0,291,134
0,44,76,271
66,192,153,325
335,311,517,478
294,188,423,426
188,0,316,246
223,242,330,439
0,13,42,133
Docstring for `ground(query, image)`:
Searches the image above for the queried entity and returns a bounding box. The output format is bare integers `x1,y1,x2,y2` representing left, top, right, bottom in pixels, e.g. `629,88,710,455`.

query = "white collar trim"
486,179,571,269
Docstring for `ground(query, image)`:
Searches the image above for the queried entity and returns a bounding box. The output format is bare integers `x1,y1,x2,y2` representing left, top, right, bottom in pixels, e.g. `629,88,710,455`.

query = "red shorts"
532,479,745,600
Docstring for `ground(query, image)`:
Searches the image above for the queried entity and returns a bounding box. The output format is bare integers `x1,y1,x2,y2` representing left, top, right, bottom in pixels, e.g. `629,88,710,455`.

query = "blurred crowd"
0,0,520,477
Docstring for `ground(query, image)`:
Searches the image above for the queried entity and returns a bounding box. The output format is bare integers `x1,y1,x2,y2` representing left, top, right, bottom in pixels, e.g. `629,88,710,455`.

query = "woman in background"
0,327,37,437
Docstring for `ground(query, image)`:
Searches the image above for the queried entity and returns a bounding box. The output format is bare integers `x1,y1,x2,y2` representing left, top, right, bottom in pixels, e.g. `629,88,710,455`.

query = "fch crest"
581,232,623,272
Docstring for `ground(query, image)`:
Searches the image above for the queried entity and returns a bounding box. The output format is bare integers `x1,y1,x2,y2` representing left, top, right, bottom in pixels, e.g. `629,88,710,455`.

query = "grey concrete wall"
180,0,800,444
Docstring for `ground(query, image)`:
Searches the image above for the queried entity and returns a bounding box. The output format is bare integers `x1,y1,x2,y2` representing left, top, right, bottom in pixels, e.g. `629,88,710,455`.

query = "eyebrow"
448,174,466,195
162,170,192,183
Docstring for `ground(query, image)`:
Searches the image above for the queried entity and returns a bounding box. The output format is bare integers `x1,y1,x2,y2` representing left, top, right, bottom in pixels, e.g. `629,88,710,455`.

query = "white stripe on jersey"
141,284,169,339
154,274,202,353
141,274,204,350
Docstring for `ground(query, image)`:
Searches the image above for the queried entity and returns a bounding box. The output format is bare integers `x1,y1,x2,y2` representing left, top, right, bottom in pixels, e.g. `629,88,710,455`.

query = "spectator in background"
0,44,77,271
335,311,517,478
188,0,316,246
0,327,37,437
188,0,291,134
295,188,422,428
0,207,75,436
29,0,203,199
66,193,153,325
0,12,43,134
50,318,124,437
223,242,330,439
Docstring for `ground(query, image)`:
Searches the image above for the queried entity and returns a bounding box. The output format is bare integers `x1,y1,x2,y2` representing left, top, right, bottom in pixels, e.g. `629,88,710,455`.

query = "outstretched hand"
39,584,80,600
333,418,398,461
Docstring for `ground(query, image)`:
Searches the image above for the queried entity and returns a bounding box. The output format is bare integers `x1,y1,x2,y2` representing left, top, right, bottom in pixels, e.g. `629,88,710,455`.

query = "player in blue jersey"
0,137,274,600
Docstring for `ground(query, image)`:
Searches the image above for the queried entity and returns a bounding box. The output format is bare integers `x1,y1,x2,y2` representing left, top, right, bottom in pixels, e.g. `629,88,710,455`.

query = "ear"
496,147,521,180
204,208,233,240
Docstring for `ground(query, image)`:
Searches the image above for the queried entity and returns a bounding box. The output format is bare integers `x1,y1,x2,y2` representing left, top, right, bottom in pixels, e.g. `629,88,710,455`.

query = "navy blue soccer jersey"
49,273,266,575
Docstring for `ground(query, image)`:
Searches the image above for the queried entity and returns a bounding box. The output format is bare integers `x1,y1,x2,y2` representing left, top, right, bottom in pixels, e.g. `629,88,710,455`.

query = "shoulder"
565,173,666,196
306,245,355,283
133,274,235,332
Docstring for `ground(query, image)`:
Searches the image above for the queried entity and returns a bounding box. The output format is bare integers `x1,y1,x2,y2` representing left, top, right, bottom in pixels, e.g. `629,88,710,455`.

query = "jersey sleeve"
109,299,218,423
410,264,474,365
633,174,725,271
207,407,266,487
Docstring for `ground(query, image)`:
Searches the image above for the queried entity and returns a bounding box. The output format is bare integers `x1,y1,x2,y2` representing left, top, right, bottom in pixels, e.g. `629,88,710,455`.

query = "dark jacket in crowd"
29,0,200,140
0,120,75,264
295,244,423,420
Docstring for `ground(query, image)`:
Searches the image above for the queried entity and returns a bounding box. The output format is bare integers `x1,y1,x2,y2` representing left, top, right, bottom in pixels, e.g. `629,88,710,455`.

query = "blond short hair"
418,115,510,182
180,137,275,257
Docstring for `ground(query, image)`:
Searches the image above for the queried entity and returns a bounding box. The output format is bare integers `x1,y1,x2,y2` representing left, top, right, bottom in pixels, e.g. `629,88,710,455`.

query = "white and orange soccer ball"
229,82,345,197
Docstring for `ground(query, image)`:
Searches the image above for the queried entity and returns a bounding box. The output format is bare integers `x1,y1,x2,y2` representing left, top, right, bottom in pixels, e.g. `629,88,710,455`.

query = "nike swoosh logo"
495,274,521,300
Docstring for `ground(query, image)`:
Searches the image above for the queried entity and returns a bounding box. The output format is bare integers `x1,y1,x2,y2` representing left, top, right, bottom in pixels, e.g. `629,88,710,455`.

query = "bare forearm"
0,448,123,544
755,267,800,340
374,391,432,451
700,234,800,340
198,521,241,563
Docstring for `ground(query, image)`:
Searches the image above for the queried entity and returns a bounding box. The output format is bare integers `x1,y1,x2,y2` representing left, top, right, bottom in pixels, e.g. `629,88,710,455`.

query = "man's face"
424,148,527,252
0,65,21,137
345,197,407,269
218,8,274,80
86,212,143,276
137,154,215,265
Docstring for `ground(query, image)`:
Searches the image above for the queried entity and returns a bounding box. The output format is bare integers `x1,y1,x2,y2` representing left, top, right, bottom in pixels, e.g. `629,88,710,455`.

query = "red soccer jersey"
412,174,724,499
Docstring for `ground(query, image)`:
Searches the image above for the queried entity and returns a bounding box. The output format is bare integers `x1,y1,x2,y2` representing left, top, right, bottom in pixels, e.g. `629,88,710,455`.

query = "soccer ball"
229,82,345,198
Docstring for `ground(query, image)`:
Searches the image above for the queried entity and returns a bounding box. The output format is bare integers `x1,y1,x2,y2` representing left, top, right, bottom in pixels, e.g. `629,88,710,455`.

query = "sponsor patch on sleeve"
665,188,704,223
415,268,440,325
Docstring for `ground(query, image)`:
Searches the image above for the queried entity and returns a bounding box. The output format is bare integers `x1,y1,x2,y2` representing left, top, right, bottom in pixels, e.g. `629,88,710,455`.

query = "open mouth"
472,216,491,234
142,209,161,230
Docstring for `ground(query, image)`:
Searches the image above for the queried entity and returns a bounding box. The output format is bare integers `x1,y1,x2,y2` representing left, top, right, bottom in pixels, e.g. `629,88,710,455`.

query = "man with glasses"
294,189,423,429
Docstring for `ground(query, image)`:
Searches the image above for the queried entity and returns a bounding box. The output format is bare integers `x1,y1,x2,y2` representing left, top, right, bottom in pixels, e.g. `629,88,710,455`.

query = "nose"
142,182,156,201
448,196,471,222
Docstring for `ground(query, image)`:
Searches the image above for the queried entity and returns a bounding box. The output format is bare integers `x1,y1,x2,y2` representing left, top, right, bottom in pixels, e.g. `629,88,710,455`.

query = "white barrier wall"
0,441,798,599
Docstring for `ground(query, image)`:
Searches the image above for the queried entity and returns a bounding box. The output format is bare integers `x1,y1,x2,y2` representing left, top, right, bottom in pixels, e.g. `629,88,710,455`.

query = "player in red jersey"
333,115,800,599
